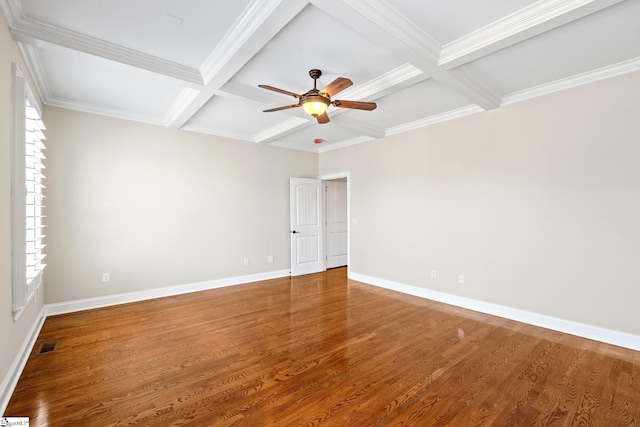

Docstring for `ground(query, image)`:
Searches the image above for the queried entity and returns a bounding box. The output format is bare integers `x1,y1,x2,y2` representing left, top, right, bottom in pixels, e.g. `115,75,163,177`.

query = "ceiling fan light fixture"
260,69,375,124
300,94,330,117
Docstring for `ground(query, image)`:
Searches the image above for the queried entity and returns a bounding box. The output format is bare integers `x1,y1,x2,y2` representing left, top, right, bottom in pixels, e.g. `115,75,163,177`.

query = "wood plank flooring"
6,268,640,426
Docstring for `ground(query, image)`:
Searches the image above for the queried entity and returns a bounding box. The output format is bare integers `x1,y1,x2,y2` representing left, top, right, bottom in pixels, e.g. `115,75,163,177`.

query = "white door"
325,180,348,268
290,178,324,276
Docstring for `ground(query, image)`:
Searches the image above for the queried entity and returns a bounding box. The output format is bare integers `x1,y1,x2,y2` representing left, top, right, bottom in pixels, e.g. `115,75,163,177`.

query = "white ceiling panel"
32,42,188,120
2,0,639,152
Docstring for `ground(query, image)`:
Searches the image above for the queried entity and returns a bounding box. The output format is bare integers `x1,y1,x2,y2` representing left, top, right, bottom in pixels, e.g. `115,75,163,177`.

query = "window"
12,63,46,320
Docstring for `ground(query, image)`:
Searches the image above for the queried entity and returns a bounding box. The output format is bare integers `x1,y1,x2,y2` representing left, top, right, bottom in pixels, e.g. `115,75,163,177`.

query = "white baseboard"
1,306,47,416
46,269,290,316
349,272,640,352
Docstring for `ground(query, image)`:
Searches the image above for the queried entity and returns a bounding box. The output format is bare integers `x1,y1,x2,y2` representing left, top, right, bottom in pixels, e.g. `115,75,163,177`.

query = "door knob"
291,230,300,234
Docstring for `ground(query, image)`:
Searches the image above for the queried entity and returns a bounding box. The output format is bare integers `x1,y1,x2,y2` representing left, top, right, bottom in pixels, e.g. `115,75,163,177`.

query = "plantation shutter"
12,63,47,319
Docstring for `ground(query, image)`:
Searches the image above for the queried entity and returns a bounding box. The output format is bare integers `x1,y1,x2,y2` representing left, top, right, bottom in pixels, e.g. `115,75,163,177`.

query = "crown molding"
330,116,385,139
11,17,204,86
447,66,504,106
502,56,640,105
317,135,375,153
265,139,322,153
254,117,310,143
180,125,255,142
439,0,625,69
0,0,23,27
46,97,167,127
16,42,51,103
163,88,202,125
341,0,441,63
387,105,484,136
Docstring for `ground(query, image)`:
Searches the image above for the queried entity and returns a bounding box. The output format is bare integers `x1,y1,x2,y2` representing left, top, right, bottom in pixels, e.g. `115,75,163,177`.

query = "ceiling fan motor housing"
309,69,322,80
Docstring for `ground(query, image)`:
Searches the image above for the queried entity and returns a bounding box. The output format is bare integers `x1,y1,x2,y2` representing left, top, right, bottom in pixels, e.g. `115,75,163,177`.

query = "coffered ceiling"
2,0,639,152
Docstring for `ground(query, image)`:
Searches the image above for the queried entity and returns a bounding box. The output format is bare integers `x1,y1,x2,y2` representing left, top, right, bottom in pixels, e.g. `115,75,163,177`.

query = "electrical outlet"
431,270,436,279
243,258,249,266
102,273,110,283
458,274,464,284
267,255,274,263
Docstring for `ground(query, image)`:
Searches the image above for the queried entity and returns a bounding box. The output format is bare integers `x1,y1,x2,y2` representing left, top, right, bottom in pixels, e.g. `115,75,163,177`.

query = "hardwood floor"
6,268,640,426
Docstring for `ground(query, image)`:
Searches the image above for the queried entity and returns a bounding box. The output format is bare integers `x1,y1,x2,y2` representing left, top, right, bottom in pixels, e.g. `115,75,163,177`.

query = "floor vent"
36,341,59,355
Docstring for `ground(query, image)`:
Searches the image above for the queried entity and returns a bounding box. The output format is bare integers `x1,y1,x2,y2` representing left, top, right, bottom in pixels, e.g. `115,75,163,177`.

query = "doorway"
289,172,350,276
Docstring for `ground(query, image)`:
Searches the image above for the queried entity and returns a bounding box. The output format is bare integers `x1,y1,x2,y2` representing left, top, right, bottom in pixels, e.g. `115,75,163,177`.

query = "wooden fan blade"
321,77,352,97
258,85,301,99
316,112,330,124
263,104,300,113
332,100,377,111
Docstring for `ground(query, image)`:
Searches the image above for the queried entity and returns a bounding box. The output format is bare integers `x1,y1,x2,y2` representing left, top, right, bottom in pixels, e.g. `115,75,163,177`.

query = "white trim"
180,124,255,143
0,306,47,416
0,0,24,27
386,105,484,136
45,270,290,316
316,136,375,153
16,43,50,103
502,57,640,105
349,272,640,352
330,116,385,139
163,88,202,125
447,66,504,107
10,63,27,320
45,97,168,127
254,117,310,143
266,140,320,153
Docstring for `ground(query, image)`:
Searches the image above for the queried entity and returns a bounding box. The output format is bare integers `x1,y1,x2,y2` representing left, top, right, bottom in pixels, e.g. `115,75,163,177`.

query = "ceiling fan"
259,69,377,124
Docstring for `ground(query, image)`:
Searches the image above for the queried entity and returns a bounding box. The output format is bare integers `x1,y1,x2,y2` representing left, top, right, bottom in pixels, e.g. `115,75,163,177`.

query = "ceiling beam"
167,0,309,129
10,17,204,86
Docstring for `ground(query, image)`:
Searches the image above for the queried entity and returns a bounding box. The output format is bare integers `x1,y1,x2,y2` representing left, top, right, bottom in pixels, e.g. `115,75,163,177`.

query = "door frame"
319,171,350,275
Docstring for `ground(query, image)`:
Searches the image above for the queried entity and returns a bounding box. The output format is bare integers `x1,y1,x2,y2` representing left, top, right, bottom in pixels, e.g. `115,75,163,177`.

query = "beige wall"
320,71,640,335
0,13,46,405
44,107,318,303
